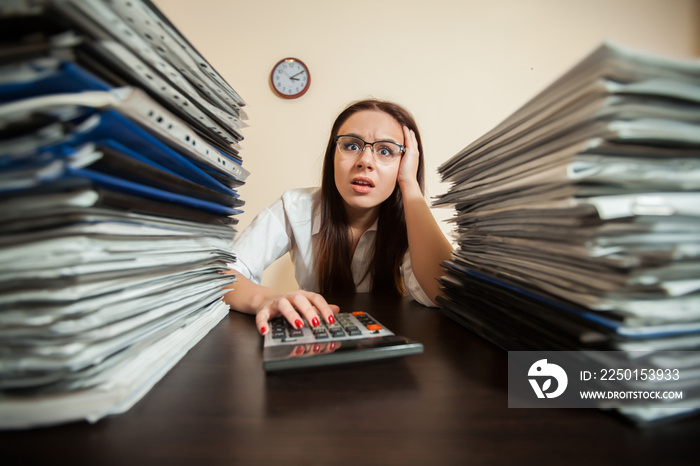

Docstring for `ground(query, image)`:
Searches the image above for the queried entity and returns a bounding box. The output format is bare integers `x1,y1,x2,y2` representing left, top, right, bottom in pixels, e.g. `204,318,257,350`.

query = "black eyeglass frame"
334,135,406,158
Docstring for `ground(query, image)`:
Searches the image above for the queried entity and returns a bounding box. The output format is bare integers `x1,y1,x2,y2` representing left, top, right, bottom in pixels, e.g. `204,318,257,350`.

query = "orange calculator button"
366,324,382,331
352,312,365,316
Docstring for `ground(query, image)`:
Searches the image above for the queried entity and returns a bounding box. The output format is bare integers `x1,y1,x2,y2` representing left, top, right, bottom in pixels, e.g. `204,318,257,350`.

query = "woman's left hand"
397,125,420,193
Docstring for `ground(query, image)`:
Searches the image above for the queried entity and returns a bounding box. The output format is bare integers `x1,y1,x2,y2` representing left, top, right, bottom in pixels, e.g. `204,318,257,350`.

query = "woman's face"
333,110,403,217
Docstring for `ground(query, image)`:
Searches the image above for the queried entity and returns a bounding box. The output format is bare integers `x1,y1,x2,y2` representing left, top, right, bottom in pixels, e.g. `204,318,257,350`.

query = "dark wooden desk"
2,294,699,465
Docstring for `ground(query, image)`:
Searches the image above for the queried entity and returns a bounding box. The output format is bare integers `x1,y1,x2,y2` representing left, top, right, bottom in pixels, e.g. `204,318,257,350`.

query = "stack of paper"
435,42,700,424
0,0,247,429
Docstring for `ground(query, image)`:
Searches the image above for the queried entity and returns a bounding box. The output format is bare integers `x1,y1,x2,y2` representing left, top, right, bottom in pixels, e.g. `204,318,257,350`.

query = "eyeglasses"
334,135,405,165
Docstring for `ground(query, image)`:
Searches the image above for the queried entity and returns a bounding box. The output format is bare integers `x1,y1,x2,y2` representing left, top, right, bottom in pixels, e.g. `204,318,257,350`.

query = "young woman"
224,99,453,335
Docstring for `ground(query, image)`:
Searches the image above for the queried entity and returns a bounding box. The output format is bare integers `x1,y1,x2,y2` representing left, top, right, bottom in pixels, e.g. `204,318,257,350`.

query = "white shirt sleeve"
231,196,292,285
400,252,437,308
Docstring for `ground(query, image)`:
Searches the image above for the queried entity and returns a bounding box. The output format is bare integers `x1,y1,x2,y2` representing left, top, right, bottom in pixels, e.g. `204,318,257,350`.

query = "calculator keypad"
264,312,395,347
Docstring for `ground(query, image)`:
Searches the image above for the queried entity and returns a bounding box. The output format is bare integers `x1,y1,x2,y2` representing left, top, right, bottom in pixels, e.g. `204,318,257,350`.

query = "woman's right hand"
254,290,339,336
223,270,339,336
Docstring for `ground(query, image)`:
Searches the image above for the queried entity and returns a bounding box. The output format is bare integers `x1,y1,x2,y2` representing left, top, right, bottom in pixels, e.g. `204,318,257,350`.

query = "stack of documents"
435,42,700,424
0,0,247,429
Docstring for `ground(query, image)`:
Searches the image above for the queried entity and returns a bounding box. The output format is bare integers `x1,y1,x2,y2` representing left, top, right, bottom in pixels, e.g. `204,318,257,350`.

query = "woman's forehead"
338,110,402,140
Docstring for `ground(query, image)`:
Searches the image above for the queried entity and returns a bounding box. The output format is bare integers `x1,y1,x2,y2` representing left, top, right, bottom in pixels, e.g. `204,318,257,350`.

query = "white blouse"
231,187,434,307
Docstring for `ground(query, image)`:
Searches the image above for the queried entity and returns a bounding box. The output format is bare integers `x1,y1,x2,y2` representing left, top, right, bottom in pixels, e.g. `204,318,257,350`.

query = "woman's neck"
344,204,379,256
344,204,378,231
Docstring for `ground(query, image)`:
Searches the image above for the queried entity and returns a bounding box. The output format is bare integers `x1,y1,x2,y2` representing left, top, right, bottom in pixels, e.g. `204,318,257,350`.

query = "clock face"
271,58,310,99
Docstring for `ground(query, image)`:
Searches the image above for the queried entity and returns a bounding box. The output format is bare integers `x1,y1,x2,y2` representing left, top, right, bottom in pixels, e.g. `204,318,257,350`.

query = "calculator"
262,311,424,372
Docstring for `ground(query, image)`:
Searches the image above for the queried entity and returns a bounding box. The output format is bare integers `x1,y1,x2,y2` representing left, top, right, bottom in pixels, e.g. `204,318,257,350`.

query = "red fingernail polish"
328,315,335,324
260,326,267,335
312,317,320,327
295,319,303,329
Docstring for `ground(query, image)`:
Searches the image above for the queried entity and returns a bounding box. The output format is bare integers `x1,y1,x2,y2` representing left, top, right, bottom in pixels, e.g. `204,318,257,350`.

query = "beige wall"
155,0,699,291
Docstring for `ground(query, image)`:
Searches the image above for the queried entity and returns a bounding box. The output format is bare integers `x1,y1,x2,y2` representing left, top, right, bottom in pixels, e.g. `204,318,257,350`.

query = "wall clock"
270,57,310,99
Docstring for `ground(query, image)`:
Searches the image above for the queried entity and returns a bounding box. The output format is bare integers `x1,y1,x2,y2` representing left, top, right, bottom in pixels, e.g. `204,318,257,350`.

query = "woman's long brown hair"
315,100,425,296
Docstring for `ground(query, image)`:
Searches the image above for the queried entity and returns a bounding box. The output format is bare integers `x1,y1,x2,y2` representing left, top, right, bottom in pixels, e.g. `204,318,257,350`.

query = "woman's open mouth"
351,177,374,193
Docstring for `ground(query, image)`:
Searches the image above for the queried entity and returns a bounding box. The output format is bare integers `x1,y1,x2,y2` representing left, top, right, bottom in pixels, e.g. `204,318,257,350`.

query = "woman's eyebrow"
342,132,400,143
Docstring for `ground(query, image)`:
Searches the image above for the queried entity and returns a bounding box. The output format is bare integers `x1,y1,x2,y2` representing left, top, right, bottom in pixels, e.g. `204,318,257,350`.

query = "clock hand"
290,70,306,79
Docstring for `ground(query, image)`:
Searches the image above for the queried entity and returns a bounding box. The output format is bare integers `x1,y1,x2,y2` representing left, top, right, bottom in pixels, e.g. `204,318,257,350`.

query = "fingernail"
328,315,335,324
311,317,320,327
295,319,304,329
260,326,267,335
